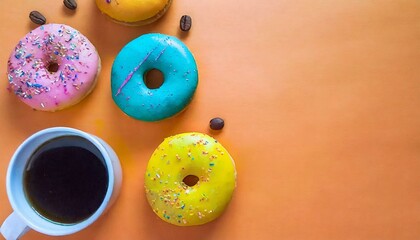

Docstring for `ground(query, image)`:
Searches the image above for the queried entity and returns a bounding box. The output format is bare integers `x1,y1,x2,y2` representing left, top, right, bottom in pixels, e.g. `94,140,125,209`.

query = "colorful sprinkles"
7,24,99,110
144,133,236,226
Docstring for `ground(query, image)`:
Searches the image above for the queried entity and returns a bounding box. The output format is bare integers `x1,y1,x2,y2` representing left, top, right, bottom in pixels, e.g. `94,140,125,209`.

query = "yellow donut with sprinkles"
144,132,237,226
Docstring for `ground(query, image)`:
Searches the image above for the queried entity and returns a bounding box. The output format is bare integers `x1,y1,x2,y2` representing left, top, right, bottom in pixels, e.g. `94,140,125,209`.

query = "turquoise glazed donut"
111,33,198,121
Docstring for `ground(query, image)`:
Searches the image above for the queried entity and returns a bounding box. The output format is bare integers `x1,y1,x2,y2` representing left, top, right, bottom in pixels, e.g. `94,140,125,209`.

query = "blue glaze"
111,33,198,121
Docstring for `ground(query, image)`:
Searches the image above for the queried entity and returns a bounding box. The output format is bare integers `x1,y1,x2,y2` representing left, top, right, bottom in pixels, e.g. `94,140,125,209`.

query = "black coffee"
23,136,109,224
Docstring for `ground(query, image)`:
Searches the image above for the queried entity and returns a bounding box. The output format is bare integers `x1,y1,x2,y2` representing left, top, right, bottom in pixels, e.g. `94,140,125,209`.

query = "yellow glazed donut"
144,133,237,226
96,0,172,26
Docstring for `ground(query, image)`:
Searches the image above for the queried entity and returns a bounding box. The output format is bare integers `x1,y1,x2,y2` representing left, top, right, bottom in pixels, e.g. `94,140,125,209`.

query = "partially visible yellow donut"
95,0,172,26
144,132,237,226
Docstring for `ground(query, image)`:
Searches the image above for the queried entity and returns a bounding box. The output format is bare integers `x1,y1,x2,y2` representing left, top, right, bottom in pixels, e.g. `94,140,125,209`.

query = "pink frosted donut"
7,23,101,111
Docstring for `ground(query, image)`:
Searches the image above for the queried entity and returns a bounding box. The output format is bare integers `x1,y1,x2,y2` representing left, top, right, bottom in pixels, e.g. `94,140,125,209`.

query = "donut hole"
47,62,59,73
182,175,199,187
144,69,164,89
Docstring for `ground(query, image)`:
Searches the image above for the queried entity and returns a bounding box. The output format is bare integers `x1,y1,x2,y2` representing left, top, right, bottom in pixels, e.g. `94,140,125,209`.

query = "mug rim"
6,127,116,236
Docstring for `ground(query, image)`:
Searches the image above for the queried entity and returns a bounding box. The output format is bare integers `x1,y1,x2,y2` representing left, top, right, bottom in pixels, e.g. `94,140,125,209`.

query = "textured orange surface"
0,0,420,239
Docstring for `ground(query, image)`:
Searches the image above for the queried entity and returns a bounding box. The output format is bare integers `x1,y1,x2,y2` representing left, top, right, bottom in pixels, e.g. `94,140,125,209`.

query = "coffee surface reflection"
23,136,109,224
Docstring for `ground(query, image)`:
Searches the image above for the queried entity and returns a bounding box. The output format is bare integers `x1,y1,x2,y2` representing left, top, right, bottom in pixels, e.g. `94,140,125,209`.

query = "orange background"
0,0,420,239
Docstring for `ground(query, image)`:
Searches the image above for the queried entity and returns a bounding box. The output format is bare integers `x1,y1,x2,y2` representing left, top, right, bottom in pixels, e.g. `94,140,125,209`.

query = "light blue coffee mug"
1,127,122,239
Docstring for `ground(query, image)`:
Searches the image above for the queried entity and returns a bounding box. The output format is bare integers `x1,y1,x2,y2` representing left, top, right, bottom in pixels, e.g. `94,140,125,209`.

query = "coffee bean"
29,11,46,25
63,0,77,10
210,117,225,130
180,15,192,32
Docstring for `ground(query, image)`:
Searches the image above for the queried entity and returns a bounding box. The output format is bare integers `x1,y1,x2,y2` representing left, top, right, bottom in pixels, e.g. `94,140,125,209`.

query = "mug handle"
1,212,30,240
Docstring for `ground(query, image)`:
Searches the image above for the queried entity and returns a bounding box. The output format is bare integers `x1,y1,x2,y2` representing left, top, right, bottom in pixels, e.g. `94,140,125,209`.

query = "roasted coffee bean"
210,117,225,130
29,11,46,25
180,15,192,32
63,0,77,10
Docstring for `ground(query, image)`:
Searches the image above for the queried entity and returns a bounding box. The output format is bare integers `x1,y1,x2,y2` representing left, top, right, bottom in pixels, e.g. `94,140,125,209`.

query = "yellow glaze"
144,132,237,226
96,0,172,25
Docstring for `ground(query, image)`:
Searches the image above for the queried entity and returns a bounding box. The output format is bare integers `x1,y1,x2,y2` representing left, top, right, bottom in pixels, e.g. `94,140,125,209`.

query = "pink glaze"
7,23,100,111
